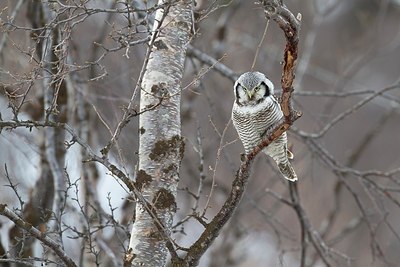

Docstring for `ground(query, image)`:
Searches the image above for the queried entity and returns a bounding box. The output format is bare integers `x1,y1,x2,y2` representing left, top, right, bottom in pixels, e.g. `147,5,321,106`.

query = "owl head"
234,71,274,106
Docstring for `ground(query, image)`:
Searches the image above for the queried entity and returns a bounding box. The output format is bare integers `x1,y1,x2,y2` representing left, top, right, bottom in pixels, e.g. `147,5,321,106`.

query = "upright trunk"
127,0,192,266
8,1,66,260
40,4,68,242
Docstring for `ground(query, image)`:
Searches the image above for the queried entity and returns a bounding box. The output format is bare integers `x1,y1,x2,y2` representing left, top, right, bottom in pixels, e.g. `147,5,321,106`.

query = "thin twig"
251,19,270,71
100,5,170,157
183,1,302,265
0,0,25,57
296,81,400,139
201,120,231,218
0,204,77,267
187,45,238,82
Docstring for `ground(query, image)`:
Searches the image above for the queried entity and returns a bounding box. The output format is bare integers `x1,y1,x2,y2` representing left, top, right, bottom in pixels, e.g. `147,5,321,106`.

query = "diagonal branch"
0,119,180,261
187,45,238,82
183,1,302,265
0,204,77,267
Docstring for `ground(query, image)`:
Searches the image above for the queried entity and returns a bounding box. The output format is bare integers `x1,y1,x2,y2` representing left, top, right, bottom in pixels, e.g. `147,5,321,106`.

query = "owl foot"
278,162,297,182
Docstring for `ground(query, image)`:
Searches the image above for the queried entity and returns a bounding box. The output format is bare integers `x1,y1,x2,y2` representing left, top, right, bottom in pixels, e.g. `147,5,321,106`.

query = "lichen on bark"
149,135,185,162
127,0,193,266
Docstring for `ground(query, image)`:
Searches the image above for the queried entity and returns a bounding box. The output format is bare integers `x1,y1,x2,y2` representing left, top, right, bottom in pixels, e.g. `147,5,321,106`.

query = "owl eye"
254,86,260,92
235,84,246,102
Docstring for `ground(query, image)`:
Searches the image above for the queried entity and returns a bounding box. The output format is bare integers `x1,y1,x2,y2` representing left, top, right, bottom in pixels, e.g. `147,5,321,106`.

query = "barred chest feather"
232,98,284,154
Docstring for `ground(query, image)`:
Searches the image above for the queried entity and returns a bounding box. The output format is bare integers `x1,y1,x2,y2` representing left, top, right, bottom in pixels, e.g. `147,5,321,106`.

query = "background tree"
1,0,400,266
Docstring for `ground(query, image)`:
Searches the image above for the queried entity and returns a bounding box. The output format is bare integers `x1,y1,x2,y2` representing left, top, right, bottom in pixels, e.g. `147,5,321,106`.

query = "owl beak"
246,91,254,100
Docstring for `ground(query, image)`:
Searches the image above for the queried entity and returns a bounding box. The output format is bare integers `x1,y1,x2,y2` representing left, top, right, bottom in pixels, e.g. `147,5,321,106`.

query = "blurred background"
1,0,400,266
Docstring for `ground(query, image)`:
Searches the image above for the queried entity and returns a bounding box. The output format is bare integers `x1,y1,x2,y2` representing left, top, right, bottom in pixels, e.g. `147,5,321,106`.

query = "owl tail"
277,161,297,182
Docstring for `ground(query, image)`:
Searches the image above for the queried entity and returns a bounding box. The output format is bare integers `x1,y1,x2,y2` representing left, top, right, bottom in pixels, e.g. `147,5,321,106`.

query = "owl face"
234,71,274,106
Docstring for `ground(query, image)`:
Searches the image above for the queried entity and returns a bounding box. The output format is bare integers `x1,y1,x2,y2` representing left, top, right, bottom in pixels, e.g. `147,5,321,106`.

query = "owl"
231,71,297,182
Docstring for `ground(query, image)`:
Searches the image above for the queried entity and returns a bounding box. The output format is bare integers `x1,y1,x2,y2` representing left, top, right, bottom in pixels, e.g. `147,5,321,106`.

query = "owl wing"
258,96,282,138
270,95,295,159
271,94,281,107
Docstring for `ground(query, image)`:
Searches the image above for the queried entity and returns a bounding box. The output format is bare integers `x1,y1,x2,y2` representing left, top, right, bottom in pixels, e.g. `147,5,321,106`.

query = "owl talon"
240,153,246,162
287,149,294,160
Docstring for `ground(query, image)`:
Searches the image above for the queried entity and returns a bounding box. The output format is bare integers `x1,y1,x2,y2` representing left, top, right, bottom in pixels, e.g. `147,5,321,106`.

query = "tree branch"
187,45,238,82
0,204,77,267
183,1,302,265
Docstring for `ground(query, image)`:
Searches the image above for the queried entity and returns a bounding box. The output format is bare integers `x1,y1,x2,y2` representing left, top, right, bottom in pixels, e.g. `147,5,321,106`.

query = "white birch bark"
127,0,192,266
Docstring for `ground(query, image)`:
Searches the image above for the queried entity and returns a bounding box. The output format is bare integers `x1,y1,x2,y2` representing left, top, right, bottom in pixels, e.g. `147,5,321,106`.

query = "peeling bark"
127,0,192,266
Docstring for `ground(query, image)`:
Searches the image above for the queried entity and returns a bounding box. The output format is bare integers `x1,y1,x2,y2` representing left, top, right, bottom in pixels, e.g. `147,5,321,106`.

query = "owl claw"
287,149,294,160
278,162,298,182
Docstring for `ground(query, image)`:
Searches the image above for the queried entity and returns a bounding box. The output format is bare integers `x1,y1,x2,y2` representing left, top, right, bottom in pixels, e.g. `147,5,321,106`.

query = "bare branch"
0,0,25,57
296,82,400,138
187,45,238,82
0,204,77,267
183,1,302,265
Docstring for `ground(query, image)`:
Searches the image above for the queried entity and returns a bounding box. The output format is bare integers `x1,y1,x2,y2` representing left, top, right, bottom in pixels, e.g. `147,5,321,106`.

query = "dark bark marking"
123,248,136,267
151,82,168,98
152,188,176,211
153,39,168,50
149,135,185,162
175,21,190,31
135,170,152,190
163,163,177,174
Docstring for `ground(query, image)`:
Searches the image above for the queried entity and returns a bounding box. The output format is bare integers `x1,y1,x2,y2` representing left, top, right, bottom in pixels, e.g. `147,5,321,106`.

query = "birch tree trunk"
127,0,192,266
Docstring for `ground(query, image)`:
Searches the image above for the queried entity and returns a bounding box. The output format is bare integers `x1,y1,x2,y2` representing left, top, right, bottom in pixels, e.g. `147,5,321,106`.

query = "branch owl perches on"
182,1,303,265
240,0,302,161
230,0,302,181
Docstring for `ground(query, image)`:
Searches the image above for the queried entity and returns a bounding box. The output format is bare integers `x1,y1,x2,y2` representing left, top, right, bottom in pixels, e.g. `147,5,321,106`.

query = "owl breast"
232,98,284,154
